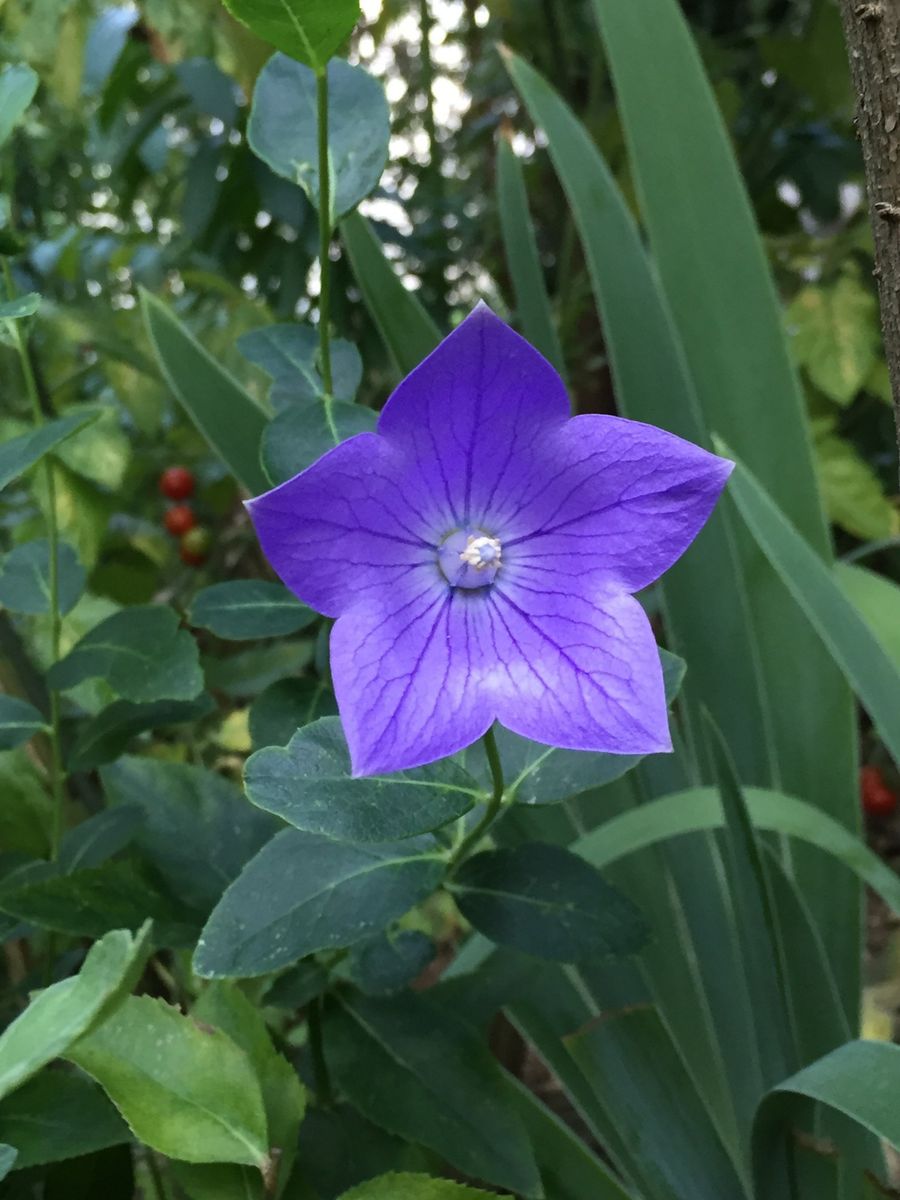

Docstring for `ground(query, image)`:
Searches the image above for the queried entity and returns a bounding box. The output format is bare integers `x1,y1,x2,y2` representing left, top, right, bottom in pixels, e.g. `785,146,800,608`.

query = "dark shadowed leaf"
347,930,434,996
0,696,47,751
0,409,99,492
327,992,542,1198
249,677,337,748
263,960,330,1010
0,1145,15,1179
48,606,203,703
220,0,359,71
194,829,446,978
249,56,388,224
238,323,362,408
297,1105,431,1199
101,757,278,915
58,806,142,873
262,398,377,484
190,580,315,640
0,538,85,615
65,995,269,1168
450,843,649,962
203,641,313,698
338,1176,505,1199
67,693,216,771
0,1070,128,1169
244,717,479,840
0,923,151,1100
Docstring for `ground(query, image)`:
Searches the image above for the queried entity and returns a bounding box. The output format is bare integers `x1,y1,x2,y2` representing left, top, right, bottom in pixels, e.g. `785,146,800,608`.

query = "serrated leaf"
244,717,479,841
327,992,542,1198
195,829,446,978
220,0,359,71
100,757,278,916
0,923,151,1101
339,1175,505,1200
190,580,315,640
65,995,269,1168
238,323,362,408
249,56,388,224
786,274,880,405
262,398,377,484
0,293,40,319
67,693,216,771
249,677,337,748
0,1069,128,1169
449,842,648,962
0,538,85,615
0,409,99,492
0,696,47,751
48,605,204,702
0,63,38,149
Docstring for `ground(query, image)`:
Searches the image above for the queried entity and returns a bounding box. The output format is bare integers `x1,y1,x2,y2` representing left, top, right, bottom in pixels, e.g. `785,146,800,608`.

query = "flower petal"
503,415,733,593
377,303,570,533
246,433,433,618
486,584,671,755
331,583,496,775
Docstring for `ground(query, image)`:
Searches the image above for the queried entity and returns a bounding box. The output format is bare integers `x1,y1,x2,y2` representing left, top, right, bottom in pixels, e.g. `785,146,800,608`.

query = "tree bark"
838,0,900,481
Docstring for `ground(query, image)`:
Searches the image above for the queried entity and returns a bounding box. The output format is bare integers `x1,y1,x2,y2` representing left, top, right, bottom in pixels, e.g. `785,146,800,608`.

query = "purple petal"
246,433,434,618
377,304,570,533
502,415,733,593
485,584,671,754
331,581,496,776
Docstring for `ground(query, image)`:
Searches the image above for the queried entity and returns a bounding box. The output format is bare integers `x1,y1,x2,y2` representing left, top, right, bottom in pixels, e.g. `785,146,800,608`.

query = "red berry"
159,466,195,501
164,504,196,537
861,766,897,817
180,525,211,567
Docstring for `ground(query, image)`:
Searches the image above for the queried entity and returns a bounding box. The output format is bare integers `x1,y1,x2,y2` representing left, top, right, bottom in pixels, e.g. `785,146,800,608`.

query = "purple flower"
247,306,732,776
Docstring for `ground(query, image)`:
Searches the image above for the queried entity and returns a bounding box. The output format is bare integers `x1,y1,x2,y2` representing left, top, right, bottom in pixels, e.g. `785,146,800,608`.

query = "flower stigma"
438,529,502,590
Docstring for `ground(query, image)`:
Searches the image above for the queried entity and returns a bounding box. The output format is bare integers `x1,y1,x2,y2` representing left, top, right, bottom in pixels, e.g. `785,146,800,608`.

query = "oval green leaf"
0,538,85,615
190,580,315,640
0,696,47,751
220,0,359,71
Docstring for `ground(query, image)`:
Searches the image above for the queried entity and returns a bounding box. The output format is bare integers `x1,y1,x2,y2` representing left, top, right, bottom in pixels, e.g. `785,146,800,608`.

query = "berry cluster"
158,467,210,566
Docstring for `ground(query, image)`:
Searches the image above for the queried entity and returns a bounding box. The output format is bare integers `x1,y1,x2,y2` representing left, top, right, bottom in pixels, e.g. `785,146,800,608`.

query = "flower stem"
307,993,333,1106
316,66,333,397
3,259,66,861
450,726,506,868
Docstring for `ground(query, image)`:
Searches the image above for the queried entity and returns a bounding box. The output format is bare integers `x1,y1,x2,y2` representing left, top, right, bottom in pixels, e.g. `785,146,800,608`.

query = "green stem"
307,994,332,1106
450,726,506,868
3,259,66,861
316,67,333,396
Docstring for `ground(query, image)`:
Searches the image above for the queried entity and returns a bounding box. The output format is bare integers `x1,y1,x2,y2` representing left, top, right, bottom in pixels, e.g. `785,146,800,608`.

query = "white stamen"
460,534,502,571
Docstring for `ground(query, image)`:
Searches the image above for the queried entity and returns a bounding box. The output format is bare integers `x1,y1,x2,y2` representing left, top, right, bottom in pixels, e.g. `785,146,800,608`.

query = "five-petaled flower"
247,305,732,776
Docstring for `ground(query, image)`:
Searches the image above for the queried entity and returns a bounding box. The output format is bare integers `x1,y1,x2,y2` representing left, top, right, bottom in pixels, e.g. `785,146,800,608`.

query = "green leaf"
203,640,313,698
814,427,897,541
65,995,270,1169
238,324,362,408
753,1041,900,1198
48,605,204,703
836,563,900,671
249,677,337,749
347,931,434,996
785,274,880,405
195,829,446,978
100,756,277,916
0,923,151,1101
0,63,38,150
141,289,270,494
67,693,216,771
0,1145,15,1180
326,992,542,1198
263,960,329,1009
338,1176,505,1200
0,293,40,320
0,538,85,615
297,1105,431,1199
220,0,358,71
575,787,900,916
249,56,388,224
0,696,47,751
496,136,566,380
53,405,130,491
0,1069,128,1169
0,750,53,857
725,453,900,768
486,649,684,805
262,398,377,484
190,580,315,640
244,717,479,841
340,212,441,376
58,806,142,873
450,843,649,964
0,409,100,492
0,859,194,945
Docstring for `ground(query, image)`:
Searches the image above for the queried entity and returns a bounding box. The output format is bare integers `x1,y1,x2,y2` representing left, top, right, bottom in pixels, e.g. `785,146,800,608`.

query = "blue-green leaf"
0,63,38,149
0,538,85,615
261,398,377,484
190,580,315,640
0,696,47,751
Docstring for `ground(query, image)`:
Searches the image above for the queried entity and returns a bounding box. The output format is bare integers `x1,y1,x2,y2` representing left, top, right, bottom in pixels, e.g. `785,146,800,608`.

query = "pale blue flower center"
438,529,502,590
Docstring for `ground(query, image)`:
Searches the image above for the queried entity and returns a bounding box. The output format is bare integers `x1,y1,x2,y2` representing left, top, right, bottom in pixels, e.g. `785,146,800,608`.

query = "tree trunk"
838,0,900,480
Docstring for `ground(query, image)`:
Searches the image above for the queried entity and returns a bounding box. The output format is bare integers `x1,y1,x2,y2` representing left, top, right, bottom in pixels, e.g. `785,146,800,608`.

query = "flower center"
438,529,502,589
